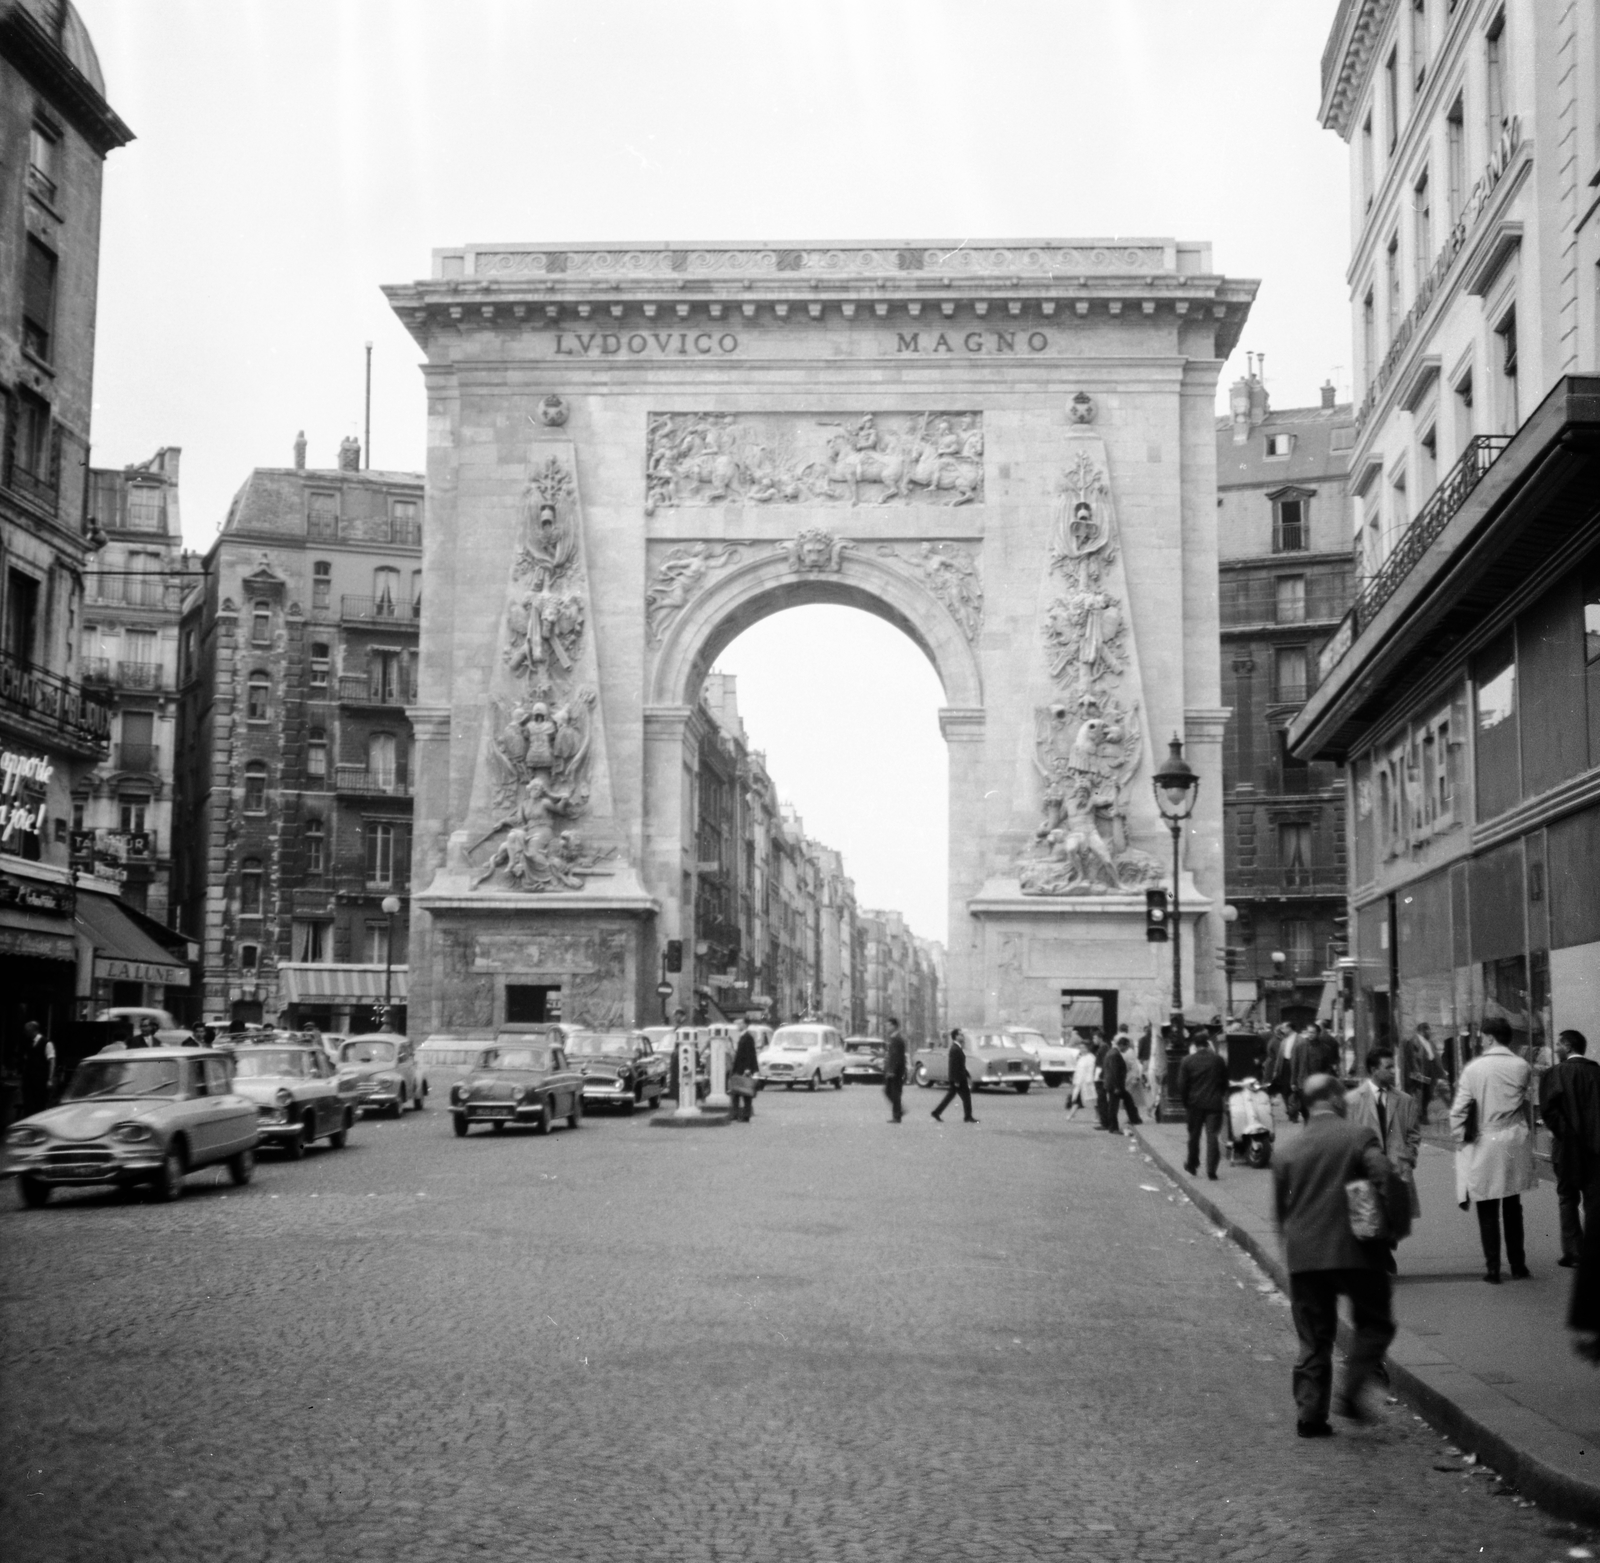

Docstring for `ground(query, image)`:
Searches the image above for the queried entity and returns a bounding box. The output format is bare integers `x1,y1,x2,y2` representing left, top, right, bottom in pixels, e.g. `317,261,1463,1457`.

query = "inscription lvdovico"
546,330,1055,357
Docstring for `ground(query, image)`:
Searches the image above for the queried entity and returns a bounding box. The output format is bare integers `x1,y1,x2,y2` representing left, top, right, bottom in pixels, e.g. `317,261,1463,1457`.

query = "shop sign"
0,869,74,915
95,956,189,987
0,925,76,961
0,747,51,846
69,829,151,884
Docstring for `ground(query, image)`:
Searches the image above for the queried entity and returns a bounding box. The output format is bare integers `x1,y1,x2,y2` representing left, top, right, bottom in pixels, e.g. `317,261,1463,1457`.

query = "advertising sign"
0,747,51,846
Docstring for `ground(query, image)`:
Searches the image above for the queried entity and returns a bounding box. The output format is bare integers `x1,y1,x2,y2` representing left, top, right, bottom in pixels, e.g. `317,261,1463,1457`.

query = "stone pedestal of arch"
386,239,1255,1045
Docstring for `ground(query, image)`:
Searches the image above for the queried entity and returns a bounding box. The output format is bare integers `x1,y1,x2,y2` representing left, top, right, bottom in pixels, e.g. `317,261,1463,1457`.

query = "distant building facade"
173,442,423,1030
1298,0,1600,1064
1216,369,1355,1027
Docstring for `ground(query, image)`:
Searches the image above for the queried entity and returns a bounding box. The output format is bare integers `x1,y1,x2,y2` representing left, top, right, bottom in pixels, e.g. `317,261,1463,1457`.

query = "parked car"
913,1035,1041,1093
231,1044,357,1156
758,1024,847,1091
5,1049,258,1205
641,1026,710,1097
450,1032,585,1135
981,1026,1079,1087
841,1037,887,1083
334,1033,426,1116
566,1030,666,1113
93,1006,190,1047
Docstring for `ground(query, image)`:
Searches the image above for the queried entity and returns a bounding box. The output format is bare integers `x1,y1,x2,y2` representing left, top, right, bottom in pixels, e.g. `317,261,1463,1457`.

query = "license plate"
473,1107,513,1117
50,1164,108,1179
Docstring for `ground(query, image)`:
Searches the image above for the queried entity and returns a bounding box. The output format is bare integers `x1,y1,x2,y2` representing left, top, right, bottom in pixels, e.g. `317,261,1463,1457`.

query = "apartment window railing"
116,742,157,772
341,595,421,625
0,649,111,750
116,661,164,690
85,574,177,609
1219,575,1352,628
1272,682,1310,706
336,672,415,706
333,765,412,797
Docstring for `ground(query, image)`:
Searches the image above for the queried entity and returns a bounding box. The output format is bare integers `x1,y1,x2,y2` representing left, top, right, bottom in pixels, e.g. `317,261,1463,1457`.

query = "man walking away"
931,1029,976,1124
1345,1048,1420,1273
19,1021,55,1116
1093,1031,1115,1131
1178,1033,1230,1179
883,1018,907,1124
1272,1073,1397,1436
1450,1015,1536,1283
729,1025,760,1123
1545,1031,1600,1361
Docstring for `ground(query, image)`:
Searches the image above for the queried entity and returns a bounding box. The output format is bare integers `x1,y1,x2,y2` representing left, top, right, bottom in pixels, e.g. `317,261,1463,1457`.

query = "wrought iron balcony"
341,595,420,627
116,742,157,772
336,673,414,706
1219,573,1352,629
0,649,111,756
1226,865,1346,898
333,766,411,797
85,573,178,609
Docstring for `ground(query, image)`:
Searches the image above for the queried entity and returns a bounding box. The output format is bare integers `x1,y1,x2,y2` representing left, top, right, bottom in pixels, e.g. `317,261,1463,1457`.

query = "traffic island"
650,1102,732,1128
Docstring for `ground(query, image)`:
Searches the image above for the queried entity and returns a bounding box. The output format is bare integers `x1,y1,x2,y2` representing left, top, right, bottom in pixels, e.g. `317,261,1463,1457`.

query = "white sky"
76,0,1350,944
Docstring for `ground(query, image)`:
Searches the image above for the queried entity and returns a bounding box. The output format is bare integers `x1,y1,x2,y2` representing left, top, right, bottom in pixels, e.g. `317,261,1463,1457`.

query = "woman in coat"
1450,1015,1537,1283
729,1027,761,1123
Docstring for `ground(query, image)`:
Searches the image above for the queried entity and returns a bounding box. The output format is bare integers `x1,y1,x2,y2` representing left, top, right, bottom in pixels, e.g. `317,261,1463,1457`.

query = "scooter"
1227,1076,1275,1168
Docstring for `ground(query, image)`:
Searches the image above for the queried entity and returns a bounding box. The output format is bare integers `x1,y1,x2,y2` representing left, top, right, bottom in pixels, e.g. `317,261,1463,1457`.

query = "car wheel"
283,1124,305,1160
623,1093,637,1116
17,1175,50,1209
229,1146,255,1186
301,1113,319,1150
452,1113,469,1138
1045,1075,1062,1088
388,1092,404,1120
808,1071,820,1093
329,1111,352,1149
832,1072,843,1090
567,1093,581,1129
915,1063,931,1088
152,1143,187,1202
531,1100,551,1136
413,1083,426,1111
1013,1082,1031,1094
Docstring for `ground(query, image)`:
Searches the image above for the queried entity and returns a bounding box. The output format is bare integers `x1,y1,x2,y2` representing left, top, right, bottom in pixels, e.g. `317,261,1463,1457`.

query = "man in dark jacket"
883,1018,907,1124
19,1021,55,1116
1178,1033,1230,1179
931,1028,976,1124
1272,1074,1397,1434
1103,1041,1142,1132
1093,1033,1115,1131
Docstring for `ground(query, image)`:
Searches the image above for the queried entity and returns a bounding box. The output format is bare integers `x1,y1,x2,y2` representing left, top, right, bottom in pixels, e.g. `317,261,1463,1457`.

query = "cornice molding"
0,5,133,155
1320,0,1394,137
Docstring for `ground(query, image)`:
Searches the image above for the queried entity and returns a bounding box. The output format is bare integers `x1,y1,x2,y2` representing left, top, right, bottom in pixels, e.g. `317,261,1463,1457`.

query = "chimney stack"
1321,380,1337,409
338,436,361,471
293,431,307,470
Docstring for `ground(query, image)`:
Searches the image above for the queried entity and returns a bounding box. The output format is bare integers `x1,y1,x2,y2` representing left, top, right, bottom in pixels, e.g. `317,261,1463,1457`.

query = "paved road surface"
3,1081,1593,1562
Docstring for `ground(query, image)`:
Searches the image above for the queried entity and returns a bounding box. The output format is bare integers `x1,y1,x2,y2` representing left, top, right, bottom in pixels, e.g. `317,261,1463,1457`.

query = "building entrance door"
1060,988,1118,1040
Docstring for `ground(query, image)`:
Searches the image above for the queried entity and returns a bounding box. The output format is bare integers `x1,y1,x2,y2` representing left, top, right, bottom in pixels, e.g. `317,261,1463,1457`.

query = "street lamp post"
381,894,402,1031
1152,736,1200,1088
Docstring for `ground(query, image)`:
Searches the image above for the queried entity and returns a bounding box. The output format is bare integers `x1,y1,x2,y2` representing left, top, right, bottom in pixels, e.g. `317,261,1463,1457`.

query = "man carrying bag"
729,1026,760,1123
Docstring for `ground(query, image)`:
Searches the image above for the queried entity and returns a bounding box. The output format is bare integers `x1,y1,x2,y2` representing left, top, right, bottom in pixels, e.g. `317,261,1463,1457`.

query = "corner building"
384,240,1255,1043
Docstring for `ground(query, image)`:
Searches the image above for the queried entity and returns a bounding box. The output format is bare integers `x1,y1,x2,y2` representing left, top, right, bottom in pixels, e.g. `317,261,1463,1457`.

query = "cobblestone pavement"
4,1081,1595,1563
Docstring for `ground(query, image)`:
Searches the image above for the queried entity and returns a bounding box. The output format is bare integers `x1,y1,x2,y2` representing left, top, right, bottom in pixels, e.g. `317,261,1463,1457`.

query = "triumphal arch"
384,240,1255,1042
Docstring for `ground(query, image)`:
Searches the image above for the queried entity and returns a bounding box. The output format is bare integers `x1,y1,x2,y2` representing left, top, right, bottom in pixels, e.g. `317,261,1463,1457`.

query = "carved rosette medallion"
644,411,984,512
1017,441,1160,897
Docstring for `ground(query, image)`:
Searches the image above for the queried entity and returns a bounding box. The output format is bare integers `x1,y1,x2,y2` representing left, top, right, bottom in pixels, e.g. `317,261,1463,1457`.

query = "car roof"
341,1032,408,1044
85,1047,230,1061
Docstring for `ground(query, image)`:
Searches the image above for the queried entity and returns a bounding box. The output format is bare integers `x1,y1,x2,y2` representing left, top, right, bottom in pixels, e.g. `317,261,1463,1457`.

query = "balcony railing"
85,574,180,609
1226,865,1346,897
1219,574,1352,629
333,766,411,797
1271,682,1310,706
336,673,415,706
81,658,165,690
0,649,111,753
116,742,157,772
341,596,421,626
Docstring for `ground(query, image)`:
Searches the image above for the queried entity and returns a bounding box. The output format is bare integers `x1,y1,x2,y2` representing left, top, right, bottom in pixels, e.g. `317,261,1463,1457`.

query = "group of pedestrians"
1062,1028,1147,1132
1262,1020,1342,1123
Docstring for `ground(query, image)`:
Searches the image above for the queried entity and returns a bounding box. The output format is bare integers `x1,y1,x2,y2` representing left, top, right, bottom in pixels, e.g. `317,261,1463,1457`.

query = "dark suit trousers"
1289,1268,1396,1426
934,1081,973,1121
1476,1196,1526,1273
1094,1082,1111,1129
884,1078,904,1121
1185,1109,1224,1175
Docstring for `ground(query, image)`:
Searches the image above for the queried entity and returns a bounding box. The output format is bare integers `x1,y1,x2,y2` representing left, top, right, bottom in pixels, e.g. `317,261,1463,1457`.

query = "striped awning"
278,963,409,1004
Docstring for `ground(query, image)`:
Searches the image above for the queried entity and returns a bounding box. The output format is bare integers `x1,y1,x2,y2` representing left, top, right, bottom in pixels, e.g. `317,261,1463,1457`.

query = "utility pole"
364,341,373,469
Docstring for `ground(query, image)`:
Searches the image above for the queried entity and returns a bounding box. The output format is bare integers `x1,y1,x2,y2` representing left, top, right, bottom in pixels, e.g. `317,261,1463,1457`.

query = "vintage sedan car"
450,1033,585,1135
841,1037,887,1083
913,1035,1041,1093
758,1023,847,1091
566,1030,666,1113
979,1026,1080,1088
334,1033,426,1116
231,1044,357,1156
5,1049,258,1205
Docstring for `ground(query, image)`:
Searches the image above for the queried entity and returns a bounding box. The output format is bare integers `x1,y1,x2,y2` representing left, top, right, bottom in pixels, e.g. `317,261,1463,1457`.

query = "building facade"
173,443,423,1031
1216,369,1355,1027
1297,0,1600,1066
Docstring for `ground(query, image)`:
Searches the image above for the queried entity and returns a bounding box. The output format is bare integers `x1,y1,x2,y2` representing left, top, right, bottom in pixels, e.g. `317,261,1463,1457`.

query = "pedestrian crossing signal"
1145,889,1169,943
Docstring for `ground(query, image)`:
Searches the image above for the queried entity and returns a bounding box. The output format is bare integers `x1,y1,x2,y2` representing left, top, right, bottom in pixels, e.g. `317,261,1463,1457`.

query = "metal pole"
363,342,373,470
384,910,394,1026
1170,820,1183,1036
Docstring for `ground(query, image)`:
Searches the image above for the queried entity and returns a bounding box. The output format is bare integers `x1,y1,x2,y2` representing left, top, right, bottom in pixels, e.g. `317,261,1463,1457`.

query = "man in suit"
883,1017,907,1125
1346,1047,1420,1272
1092,1032,1115,1131
931,1028,976,1124
1178,1033,1230,1179
1400,1022,1437,1124
19,1021,55,1116
1103,1037,1143,1132
1542,1030,1600,1272
1272,1073,1397,1436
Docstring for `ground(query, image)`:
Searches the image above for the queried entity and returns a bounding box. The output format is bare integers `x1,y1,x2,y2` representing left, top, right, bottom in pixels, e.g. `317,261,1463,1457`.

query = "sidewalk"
1133,1111,1600,1525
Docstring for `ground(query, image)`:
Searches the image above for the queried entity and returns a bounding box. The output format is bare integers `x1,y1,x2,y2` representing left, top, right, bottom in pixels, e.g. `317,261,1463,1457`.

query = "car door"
309,1053,338,1134
204,1057,255,1159
548,1044,574,1116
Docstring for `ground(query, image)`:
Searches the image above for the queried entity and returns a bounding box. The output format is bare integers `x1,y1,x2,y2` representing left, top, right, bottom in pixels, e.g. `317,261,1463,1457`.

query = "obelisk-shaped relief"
454,442,626,896
1015,408,1163,895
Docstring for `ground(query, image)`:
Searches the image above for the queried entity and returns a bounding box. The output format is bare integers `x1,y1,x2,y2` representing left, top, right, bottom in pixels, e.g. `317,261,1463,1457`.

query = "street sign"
655,981,673,997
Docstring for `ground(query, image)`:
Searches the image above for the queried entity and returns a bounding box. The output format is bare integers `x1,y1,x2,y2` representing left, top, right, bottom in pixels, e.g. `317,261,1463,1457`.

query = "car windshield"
847,1043,882,1055
567,1036,634,1058
340,1041,396,1066
482,1048,547,1072
67,1058,183,1099
232,1050,310,1079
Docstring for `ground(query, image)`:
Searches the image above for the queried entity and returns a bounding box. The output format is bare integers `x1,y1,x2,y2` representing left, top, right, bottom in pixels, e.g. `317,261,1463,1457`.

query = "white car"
983,1026,1081,1088
757,1023,847,1091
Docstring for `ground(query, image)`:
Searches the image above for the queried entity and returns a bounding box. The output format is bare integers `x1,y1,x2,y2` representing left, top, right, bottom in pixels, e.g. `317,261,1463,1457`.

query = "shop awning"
278,963,409,1004
76,892,190,987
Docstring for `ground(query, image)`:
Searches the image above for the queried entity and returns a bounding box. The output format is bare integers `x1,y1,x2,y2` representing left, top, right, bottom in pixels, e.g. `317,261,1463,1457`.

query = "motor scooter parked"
1227,1076,1275,1168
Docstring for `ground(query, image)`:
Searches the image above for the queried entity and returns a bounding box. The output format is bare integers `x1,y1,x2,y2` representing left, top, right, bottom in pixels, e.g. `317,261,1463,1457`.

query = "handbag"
1344,1177,1388,1242
728,1073,755,1097
1460,1098,1478,1145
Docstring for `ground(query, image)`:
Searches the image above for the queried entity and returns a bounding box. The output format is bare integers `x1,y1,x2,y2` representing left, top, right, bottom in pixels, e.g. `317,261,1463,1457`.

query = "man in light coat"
1272,1073,1397,1435
1346,1047,1420,1272
1450,1015,1536,1283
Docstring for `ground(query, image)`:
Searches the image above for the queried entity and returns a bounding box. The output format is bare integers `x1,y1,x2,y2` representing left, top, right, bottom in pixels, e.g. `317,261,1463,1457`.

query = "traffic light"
664,939,683,973
1219,947,1243,976
1145,888,1169,943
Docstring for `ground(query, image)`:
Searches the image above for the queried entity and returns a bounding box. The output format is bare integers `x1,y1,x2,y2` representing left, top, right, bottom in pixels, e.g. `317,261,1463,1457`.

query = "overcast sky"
76,0,1348,945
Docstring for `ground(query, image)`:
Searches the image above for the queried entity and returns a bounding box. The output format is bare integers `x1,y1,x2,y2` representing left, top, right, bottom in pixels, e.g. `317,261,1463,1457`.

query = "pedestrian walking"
1541,1029,1600,1271
1450,1015,1536,1284
1065,1040,1097,1120
1345,1047,1420,1273
883,1017,907,1124
19,1021,56,1116
1093,1031,1115,1131
1400,1021,1438,1124
729,1025,760,1122
1271,1073,1398,1436
931,1028,976,1124
1104,1037,1142,1131
1178,1032,1229,1179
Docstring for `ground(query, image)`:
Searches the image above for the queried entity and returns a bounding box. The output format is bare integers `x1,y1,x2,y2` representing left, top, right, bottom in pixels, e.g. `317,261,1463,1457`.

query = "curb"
1132,1124,1600,1527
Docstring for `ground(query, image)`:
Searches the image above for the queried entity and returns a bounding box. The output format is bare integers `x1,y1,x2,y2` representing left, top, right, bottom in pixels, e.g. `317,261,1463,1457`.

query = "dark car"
566,1030,666,1113
450,1032,585,1136
230,1044,358,1157
841,1037,887,1083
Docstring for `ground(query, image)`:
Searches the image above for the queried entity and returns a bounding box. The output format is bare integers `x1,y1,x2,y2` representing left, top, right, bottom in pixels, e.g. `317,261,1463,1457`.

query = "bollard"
674,1039,700,1119
704,1032,731,1110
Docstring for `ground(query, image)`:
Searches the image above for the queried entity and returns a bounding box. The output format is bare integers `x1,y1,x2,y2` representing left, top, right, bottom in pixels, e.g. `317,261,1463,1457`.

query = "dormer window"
1264,433,1294,458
